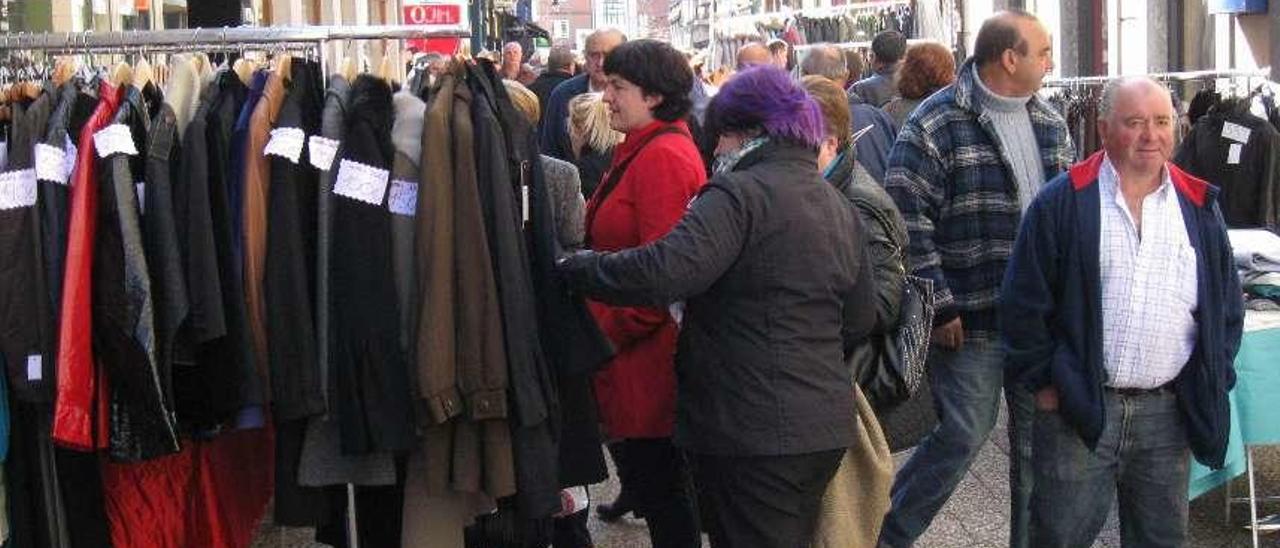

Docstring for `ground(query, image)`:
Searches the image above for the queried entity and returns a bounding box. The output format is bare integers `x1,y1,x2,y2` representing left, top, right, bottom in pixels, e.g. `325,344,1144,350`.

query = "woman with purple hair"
559,65,876,548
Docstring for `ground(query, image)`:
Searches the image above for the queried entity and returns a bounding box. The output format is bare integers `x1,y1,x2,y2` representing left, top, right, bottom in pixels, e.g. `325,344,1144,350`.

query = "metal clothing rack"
0,25,471,78
1042,68,1273,88
0,25,473,548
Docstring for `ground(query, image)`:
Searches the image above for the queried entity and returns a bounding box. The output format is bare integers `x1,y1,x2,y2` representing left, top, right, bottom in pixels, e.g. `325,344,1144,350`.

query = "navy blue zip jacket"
1000,151,1244,469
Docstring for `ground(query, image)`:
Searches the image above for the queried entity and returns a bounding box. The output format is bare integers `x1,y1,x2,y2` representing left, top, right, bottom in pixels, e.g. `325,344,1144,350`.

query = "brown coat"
242,70,287,400
411,73,515,500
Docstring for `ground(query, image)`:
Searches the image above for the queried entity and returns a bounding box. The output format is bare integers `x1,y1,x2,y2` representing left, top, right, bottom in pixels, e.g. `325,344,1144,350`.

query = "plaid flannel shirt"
884,60,1075,336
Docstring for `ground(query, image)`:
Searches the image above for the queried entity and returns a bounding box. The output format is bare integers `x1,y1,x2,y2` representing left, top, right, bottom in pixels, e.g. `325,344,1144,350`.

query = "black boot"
595,493,638,522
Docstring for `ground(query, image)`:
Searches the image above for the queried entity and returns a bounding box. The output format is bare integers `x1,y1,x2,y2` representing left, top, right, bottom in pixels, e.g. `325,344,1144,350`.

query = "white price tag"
1228,143,1243,165
93,124,139,158
35,143,69,184
0,169,37,210
333,159,390,206
136,182,146,214
264,127,306,164
0,141,8,171
387,180,418,216
522,185,530,223
26,354,42,381
1222,121,1252,145
308,136,340,170
64,136,78,183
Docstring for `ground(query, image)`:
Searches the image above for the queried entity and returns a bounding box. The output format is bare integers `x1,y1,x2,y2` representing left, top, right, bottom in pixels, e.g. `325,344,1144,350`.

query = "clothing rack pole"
1042,68,1272,87
0,24,470,53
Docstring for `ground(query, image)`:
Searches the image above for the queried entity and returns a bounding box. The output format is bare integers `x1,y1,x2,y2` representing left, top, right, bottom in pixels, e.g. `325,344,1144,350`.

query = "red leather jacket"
53,82,123,450
585,120,705,439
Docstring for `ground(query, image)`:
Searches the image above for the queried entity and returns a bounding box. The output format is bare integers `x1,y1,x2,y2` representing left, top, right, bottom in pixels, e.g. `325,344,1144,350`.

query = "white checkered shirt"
1099,156,1199,389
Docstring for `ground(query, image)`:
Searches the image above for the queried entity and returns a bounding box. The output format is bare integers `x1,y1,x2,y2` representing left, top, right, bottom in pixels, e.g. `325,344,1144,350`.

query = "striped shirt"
1098,156,1199,389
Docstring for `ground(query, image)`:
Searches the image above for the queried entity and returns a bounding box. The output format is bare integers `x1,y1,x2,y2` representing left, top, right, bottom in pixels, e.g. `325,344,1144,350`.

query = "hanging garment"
298,73,397,489
170,76,239,429
95,86,180,461
328,74,416,455
0,92,53,405
264,60,324,421
469,60,561,518
53,81,123,451
144,86,192,424
412,71,516,500
228,71,270,422
243,69,288,408
1174,104,1280,230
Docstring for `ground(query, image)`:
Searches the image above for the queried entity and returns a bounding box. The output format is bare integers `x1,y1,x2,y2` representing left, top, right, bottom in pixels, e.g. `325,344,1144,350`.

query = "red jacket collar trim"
1068,150,1209,207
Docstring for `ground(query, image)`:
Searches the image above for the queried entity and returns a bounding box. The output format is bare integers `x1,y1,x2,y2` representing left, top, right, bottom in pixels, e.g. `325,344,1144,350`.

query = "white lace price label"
35,143,70,184
265,127,306,164
333,159,390,206
0,169,37,210
1222,121,1252,144
93,124,138,158
387,180,418,216
308,136,340,170
26,354,42,381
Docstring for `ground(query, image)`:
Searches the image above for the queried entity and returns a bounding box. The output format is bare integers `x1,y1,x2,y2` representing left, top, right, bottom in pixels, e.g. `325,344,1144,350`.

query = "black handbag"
850,273,934,411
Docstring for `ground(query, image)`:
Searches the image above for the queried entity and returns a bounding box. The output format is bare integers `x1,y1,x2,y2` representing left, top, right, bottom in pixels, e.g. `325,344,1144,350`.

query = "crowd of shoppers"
486,8,1244,547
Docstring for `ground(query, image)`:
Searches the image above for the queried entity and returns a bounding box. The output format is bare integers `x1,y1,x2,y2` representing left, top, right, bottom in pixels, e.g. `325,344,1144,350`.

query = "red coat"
585,120,706,439
53,82,123,451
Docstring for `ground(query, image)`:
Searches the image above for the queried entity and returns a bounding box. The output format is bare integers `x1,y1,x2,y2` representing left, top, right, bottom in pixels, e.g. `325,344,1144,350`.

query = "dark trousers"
1031,390,1190,548
693,449,844,548
615,438,701,548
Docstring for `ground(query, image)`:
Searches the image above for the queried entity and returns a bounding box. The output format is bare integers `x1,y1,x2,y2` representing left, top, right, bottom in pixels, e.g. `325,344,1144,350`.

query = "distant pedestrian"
848,30,906,107
882,41,956,127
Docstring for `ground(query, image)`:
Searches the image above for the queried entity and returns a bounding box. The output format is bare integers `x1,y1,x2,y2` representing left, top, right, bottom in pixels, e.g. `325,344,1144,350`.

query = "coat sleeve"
589,147,703,349
842,240,878,355
884,120,956,326
998,189,1061,391
564,184,745,307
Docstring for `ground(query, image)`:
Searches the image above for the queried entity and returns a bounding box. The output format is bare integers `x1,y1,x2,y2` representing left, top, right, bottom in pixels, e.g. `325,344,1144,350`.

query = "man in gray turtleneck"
880,10,1074,548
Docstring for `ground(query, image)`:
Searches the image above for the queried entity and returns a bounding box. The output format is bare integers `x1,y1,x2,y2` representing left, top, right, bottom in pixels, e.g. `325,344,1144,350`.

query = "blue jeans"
1031,390,1190,548
878,336,1034,548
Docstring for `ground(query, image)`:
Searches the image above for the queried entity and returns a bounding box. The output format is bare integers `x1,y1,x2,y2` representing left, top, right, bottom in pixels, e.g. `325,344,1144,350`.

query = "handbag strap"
584,125,690,247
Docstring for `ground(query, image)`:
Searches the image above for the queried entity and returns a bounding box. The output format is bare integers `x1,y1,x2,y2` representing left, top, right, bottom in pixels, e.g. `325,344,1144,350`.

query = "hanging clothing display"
0,23,624,548
1175,94,1280,231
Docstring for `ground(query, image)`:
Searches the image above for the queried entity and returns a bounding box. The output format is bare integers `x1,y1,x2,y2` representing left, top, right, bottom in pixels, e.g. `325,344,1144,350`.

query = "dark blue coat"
537,73,589,162
1000,151,1244,469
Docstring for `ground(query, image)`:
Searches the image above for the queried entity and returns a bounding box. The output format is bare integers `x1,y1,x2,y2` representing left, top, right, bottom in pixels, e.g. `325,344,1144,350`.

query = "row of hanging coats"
0,43,614,546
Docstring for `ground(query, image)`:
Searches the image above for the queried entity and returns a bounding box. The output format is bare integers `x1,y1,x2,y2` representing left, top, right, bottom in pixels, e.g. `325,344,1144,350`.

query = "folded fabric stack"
1229,229,1280,311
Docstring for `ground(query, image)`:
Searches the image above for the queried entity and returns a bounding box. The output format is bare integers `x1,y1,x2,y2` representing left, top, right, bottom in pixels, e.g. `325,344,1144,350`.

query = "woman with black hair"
585,38,705,547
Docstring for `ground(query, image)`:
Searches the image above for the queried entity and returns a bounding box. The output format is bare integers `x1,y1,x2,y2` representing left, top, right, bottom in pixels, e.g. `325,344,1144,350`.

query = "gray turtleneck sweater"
972,67,1044,211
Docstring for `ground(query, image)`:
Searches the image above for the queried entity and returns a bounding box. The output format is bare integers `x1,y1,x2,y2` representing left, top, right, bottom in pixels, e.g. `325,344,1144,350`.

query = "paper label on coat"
308,136,340,170
1228,143,1243,165
264,127,306,164
64,136,78,183
1222,121,1252,144
35,143,70,184
521,185,530,223
387,179,418,216
93,124,139,158
136,182,146,214
26,354,42,381
333,159,390,206
0,169,37,210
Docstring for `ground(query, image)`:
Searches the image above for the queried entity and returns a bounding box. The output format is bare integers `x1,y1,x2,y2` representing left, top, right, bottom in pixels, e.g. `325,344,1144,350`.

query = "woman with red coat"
585,39,705,547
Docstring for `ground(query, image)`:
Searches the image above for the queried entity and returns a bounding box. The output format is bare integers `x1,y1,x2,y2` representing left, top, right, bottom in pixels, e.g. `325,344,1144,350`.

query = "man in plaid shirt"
879,10,1074,548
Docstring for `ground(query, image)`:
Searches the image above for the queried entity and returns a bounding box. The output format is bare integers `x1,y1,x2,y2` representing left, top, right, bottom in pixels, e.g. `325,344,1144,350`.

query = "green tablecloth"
1189,325,1280,499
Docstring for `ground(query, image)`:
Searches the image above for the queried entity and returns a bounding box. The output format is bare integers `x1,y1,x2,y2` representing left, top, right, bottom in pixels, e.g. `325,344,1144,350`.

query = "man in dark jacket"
847,30,905,107
538,29,626,161
880,11,1073,548
1001,77,1243,547
528,47,575,110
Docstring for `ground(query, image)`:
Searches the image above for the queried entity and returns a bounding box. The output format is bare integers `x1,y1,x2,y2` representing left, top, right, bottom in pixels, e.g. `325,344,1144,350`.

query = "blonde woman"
566,92,624,198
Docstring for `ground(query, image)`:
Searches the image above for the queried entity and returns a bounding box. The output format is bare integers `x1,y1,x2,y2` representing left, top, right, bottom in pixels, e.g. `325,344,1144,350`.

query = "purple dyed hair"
706,65,826,149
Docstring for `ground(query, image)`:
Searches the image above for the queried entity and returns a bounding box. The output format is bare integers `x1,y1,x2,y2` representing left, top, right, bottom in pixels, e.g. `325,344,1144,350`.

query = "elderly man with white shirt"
1000,77,1244,547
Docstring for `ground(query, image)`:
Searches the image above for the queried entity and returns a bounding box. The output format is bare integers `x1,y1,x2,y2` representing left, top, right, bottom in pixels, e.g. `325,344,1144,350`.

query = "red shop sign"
403,4,462,26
